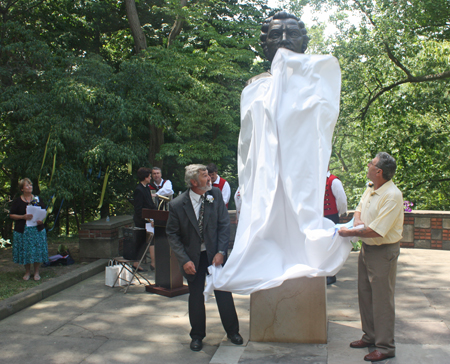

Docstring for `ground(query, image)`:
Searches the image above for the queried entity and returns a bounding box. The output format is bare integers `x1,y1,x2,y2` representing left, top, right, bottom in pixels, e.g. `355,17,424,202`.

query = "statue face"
266,18,304,62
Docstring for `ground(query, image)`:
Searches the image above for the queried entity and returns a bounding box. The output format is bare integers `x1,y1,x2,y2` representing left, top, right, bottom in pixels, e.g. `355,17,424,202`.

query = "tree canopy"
2,0,450,238
289,0,450,209
0,0,274,237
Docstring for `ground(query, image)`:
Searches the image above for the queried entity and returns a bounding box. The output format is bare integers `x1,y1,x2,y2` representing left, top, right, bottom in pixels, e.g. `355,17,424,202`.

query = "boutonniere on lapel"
206,195,214,204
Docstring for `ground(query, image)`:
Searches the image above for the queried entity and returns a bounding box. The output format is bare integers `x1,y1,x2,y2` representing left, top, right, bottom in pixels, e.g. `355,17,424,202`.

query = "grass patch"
0,270,57,300
0,234,84,302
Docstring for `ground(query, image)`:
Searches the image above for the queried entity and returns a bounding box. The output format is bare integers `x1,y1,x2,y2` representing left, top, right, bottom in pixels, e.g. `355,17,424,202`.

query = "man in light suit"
166,164,243,352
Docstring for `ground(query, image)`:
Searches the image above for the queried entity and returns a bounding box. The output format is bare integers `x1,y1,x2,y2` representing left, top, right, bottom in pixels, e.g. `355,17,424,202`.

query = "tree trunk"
100,202,110,219
124,0,147,54
9,171,18,200
73,201,80,232
167,0,188,48
123,0,165,166
31,178,40,196
149,124,164,167
81,191,85,224
66,207,70,236
55,212,60,235
4,172,18,239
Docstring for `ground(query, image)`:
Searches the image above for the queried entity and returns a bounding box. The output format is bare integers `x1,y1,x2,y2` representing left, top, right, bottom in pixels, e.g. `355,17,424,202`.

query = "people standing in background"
324,168,347,224
324,168,347,285
9,178,48,281
149,167,174,209
133,167,157,271
207,163,231,207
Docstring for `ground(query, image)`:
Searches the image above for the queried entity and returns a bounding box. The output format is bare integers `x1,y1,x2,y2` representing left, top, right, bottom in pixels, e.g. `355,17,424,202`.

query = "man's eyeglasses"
368,160,380,169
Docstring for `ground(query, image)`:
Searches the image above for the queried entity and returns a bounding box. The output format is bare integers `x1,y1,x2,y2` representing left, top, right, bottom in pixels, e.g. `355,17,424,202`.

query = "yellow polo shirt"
356,180,404,246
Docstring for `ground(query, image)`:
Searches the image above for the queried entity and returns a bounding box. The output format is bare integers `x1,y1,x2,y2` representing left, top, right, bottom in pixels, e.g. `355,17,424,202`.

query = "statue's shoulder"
245,72,271,88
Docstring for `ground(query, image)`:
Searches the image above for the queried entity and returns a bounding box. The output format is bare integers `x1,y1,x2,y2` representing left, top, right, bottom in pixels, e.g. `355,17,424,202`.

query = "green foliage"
289,0,450,210
0,0,271,237
352,240,362,251
3,0,450,236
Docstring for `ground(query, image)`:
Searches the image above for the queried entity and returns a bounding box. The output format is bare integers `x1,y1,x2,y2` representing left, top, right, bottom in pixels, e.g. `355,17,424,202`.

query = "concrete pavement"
0,248,449,363
0,260,108,321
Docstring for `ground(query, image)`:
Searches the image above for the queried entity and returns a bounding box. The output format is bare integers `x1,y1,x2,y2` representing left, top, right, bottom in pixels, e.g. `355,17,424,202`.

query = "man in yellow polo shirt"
339,152,403,363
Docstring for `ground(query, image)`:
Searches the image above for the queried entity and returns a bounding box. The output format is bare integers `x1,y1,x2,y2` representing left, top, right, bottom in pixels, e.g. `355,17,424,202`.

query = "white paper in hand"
26,205,47,227
146,223,154,234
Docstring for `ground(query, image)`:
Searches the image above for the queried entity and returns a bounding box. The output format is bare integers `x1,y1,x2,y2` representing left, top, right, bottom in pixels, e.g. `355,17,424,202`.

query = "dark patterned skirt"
12,226,49,265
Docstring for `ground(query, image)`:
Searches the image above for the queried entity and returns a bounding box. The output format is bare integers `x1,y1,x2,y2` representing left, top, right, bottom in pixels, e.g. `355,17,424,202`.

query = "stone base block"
79,216,133,261
79,238,120,261
249,276,327,344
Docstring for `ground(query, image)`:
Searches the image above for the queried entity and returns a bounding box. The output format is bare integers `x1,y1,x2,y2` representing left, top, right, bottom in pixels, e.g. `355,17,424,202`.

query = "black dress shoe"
190,338,202,351
227,333,243,345
327,276,337,285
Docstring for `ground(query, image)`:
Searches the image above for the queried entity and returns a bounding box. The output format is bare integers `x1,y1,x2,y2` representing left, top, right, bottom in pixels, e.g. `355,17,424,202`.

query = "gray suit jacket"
166,187,230,281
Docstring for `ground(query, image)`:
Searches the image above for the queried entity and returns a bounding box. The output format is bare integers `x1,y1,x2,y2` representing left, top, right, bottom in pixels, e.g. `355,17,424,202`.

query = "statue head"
260,11,309,63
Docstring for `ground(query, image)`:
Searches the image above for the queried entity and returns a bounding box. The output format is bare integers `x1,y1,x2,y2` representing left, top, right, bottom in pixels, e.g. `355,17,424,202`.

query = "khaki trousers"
358,242,400,356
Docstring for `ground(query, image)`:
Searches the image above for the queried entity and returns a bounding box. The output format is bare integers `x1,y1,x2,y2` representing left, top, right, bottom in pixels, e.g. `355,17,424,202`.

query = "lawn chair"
112,231,154,294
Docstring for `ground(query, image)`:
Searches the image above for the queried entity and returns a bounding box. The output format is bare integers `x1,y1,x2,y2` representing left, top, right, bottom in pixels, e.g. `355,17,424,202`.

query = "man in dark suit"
166,164,243,352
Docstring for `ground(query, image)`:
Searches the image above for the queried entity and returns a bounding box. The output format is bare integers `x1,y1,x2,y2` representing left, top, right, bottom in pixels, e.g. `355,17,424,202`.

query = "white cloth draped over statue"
204,49,352,299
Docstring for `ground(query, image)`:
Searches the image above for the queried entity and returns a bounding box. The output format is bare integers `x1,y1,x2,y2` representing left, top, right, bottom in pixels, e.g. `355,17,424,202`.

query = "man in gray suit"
166,164,243,352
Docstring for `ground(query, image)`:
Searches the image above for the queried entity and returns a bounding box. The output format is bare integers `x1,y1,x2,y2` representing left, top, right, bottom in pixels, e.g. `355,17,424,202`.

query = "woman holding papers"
9,178,48,281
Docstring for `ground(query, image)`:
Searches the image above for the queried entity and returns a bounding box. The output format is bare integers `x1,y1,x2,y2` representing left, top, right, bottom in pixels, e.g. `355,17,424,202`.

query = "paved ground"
0,248,449,364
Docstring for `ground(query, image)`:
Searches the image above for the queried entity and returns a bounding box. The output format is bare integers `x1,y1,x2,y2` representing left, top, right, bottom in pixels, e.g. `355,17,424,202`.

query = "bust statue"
204,10,348,299
260,11,309,62
247,11,309,86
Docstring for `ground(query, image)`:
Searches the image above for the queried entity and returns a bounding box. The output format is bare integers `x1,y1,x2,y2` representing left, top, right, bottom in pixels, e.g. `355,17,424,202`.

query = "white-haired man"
166,164,243,352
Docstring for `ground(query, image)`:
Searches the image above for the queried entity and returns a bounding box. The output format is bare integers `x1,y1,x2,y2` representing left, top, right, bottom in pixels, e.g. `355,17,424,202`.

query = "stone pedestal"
249,276,327,344
79,215,133,261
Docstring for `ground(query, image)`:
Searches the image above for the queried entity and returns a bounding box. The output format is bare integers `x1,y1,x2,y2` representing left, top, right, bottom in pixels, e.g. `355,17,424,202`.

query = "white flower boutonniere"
206,195,214,204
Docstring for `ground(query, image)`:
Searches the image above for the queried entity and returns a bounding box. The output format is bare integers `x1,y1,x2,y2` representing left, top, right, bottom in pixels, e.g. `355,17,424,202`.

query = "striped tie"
198,195,205,242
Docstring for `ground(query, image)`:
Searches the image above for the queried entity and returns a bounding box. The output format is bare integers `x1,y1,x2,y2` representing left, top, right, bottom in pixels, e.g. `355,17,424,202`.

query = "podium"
142,208,189,297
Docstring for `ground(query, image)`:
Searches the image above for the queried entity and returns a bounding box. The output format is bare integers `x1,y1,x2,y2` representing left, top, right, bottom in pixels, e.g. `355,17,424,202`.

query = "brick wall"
79,215,134,260
81,211,450,258
78,228,121,240
340,210,450,250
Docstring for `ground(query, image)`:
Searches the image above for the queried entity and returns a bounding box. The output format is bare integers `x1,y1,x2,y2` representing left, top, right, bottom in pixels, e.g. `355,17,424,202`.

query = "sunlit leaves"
1,0,271,222
288,0,450,210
